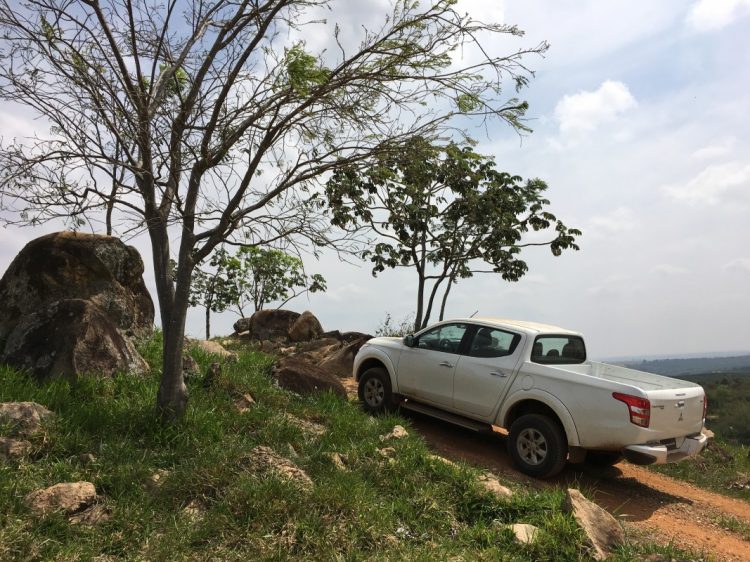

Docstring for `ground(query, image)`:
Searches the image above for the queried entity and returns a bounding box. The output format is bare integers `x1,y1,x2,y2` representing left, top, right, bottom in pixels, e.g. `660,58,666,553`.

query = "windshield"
531,335,586,364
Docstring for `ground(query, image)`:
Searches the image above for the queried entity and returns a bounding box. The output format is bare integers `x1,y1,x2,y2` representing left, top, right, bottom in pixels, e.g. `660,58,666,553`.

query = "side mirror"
403,334,415,347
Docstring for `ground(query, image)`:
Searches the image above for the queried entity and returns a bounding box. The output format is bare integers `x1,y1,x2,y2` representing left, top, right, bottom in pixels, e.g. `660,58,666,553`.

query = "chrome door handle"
490,371,508,378
439,361,454,368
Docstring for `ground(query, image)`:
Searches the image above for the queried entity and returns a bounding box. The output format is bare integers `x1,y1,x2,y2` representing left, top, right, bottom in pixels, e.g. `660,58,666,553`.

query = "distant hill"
619,355,750,377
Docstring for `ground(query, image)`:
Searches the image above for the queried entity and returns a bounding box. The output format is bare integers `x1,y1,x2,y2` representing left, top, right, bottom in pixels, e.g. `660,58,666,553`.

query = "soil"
405,410,750,562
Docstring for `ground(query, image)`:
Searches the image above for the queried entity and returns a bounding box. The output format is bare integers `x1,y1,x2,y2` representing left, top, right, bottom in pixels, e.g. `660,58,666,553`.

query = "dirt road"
405,411,750,562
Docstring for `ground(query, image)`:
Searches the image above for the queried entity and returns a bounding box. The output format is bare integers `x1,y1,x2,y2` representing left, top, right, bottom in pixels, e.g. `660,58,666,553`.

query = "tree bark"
205,306,211,340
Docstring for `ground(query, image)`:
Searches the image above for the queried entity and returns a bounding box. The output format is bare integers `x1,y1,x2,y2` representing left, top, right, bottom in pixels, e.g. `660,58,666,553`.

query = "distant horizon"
600,350,750,363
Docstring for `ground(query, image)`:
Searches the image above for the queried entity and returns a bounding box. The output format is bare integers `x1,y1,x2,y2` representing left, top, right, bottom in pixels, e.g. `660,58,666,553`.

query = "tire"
508,414,568,478
585,451,624,467
358,367,395,415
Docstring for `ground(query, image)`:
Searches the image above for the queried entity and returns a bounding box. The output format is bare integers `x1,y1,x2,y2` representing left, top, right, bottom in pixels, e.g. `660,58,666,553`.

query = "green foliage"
375,312,417,337
0,338,701,561
285,44,330,96
326,137,581,329
219,246,327,316
648,374,750,501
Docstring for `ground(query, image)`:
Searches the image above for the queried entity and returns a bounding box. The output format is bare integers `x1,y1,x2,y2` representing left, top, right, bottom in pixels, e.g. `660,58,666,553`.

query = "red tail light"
613,392,650,428
702,394,708,421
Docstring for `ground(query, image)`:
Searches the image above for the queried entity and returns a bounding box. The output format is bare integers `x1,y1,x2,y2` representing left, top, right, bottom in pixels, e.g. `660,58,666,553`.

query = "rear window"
531,335,586,364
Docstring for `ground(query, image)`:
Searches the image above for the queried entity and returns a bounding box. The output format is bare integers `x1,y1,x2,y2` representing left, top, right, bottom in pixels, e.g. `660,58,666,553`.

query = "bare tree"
0,0,548,420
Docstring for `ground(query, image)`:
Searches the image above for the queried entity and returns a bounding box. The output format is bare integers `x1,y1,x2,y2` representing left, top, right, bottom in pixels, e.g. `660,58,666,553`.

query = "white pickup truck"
353,318,708,478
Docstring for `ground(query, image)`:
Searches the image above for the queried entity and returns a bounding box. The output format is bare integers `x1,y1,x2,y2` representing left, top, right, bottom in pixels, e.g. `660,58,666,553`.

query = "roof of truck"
452,317,582,336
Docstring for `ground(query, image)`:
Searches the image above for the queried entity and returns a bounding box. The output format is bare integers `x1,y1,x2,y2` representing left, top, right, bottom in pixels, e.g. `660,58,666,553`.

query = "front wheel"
358,367,395,415
508,414,568,478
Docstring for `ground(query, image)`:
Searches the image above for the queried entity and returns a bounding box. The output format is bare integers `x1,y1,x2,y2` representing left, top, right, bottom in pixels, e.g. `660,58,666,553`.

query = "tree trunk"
205,306,211,340
156,263,191,422
147,220,190,422
439,275,455,321
414,272,425,332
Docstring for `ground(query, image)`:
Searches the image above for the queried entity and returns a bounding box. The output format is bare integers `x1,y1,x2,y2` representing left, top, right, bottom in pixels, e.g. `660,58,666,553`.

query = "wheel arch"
499,391,581,447
354,351,399,392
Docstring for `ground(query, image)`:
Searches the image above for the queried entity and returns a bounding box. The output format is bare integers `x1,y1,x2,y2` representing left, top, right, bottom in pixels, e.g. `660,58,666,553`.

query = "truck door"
452,327,525,418
397,323,470,407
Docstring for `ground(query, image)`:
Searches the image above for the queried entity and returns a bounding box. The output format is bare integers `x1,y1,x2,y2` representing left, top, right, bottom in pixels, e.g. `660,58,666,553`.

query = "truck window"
415,323,469,354
531,335,586,364
467,327,521,358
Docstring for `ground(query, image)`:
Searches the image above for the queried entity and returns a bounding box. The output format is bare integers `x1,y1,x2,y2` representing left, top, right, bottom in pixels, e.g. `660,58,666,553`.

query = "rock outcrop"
272,356,347,398
0,231,153,341
234,309,301,340
2,299,148,381
0,232,153,381
288,311,324,342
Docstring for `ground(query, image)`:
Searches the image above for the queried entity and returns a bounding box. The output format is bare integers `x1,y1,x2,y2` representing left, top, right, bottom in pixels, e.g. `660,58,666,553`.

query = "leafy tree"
326,138,581,331
0,0,548,419
225,247,327,317
172,248,238,340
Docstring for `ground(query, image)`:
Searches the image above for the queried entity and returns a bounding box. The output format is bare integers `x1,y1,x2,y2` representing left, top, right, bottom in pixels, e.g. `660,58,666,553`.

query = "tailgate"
647,386,705,438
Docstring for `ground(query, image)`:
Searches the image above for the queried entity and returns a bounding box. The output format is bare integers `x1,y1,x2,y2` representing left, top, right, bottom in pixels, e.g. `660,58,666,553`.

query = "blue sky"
1,0,749,358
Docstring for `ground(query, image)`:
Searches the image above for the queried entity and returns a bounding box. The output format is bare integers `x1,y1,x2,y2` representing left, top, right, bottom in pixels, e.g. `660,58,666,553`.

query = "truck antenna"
469,310,478,318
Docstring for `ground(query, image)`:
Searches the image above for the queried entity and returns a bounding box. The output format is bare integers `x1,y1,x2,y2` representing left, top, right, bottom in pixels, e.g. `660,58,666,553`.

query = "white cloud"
663,161,750,205
723,257,750,274
651,264,689,276
553,81,637,138
687,0,750,32
588,207,637,235
691,137,737,160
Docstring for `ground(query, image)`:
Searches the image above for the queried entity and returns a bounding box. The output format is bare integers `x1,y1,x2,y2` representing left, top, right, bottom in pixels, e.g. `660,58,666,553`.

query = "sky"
1,0,749,359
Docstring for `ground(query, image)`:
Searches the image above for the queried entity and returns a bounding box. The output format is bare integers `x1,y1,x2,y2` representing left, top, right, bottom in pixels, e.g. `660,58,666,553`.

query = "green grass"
0,334,703,561
649,438,750,502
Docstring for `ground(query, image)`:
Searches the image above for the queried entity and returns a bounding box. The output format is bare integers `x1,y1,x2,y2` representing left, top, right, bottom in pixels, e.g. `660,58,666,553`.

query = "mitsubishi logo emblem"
678,411,683,422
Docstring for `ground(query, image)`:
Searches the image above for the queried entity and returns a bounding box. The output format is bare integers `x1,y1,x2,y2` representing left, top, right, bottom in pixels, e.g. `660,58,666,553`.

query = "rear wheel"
358,367,395,415
585,451,624,467
508,414,568,478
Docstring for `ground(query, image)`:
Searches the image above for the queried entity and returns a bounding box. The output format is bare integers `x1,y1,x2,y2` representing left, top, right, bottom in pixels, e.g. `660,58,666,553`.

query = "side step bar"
400,400,494,433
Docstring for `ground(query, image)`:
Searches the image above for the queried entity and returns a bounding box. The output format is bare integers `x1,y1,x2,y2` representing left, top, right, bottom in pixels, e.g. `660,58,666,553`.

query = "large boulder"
288,311,324,342
241,309,301,341
0,231,154,342
1,299,149,381
272,356,347,399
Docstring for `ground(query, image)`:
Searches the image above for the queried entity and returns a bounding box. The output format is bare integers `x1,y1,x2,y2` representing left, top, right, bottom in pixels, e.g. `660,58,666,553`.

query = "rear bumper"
622,432,708,466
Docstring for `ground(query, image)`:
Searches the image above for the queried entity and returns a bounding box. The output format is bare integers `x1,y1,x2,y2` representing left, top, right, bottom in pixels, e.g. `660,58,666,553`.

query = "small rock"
190,340,238,362
182,498,205,521
25,482,97,516
78,453,96,465
701,427,714,441
182,353,200,381
327,452,348,471
478,473,513,498
283,413,326,437
0,437,32,459
144,469,171,493
377,447,396,458
427,454,458,468
505,523,540,544
379,425,408,441
234,393,256,413
0,402,54,437
69,503,111,525
248,446,313,491
564,488,625,561
203,362,223,388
